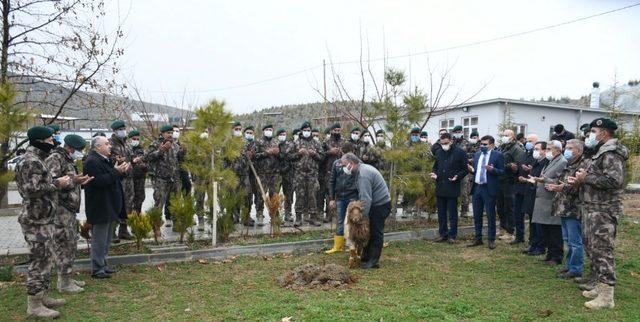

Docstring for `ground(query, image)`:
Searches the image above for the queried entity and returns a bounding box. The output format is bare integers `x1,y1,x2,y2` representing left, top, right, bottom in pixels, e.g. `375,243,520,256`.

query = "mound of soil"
276,263,358,290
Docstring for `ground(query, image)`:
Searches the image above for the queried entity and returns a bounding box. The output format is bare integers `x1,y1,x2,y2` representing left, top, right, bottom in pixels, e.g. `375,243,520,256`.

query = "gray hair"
90,136,107,150
341,152,361,165
549,140,563,151
566,139,584,152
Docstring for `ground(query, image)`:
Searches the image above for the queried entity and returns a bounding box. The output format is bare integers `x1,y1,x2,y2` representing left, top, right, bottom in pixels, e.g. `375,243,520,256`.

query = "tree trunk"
0,0,10,208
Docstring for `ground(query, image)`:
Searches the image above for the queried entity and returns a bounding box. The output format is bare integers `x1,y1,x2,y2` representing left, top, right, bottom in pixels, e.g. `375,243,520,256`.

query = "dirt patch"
276,263,358,290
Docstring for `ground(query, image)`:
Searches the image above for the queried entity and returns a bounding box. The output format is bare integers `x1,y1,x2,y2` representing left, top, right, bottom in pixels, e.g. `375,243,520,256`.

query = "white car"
7,156,23,171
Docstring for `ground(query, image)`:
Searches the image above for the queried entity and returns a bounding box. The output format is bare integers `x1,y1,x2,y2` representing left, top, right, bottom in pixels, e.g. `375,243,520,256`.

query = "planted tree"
126,211,152,251
146,206,164,244
216,187,244,243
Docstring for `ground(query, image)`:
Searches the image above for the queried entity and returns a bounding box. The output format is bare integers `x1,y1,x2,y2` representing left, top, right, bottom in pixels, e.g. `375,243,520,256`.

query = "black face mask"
30,140,54,153
332,133,341,139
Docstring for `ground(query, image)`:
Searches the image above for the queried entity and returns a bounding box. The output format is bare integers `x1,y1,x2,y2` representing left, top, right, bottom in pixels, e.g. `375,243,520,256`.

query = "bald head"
502,129,515,138
526,134,539,144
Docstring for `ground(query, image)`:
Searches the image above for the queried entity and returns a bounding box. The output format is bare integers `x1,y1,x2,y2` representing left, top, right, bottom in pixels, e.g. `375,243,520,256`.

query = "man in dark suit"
83,136,130,279
430,133,468,244
467,135,505,249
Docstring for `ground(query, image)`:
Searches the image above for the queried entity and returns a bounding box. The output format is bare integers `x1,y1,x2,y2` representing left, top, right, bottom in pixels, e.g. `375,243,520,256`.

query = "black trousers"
496,180,515,234
437,196,458,239
541,224,563,263
361,202,391,267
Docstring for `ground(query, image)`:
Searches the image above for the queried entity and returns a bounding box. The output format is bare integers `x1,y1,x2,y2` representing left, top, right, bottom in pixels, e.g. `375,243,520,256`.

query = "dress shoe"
527,250,545,256
509,239,524,245
91,272,111,279
447,238,457,245
488,241,496,250
434,236,448,243
104,268,117,274
467,240,483,247
361,262,380,269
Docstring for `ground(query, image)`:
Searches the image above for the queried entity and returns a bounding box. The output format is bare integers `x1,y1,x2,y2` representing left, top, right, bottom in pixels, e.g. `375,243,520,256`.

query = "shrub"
169,192,196,243
126,211,152,250
146,207,164,244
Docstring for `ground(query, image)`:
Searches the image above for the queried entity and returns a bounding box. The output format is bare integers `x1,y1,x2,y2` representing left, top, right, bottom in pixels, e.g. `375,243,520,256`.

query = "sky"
108,0,640,114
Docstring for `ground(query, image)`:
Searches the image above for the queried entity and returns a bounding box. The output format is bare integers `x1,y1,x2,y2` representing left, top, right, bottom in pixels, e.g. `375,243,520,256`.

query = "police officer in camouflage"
568,118,629,310
253,124,281,225
109,120,137,239
16,126,73,318
128,130,147,215
45,134,93,295
348,126,363,158
145,125,182,226
451,126,472,217
322,123,345,223
290,121,325,226
360,131,381,169
240,126,259,226
276,128,295,225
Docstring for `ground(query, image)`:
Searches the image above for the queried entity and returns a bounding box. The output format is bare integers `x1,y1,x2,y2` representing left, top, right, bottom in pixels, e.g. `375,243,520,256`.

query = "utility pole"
323,59,328,128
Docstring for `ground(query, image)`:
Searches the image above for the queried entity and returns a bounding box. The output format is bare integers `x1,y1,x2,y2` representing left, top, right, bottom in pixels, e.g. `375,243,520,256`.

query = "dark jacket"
83,151,125,224
514,149,536,195
551,130,576,145
470,149,505,197
522,158,549,215
328,159,359,201
432,146,468,197
498,140,525,184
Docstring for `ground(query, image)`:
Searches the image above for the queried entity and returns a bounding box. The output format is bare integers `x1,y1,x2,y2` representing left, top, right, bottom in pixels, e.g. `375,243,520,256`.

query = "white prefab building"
372,98,639,142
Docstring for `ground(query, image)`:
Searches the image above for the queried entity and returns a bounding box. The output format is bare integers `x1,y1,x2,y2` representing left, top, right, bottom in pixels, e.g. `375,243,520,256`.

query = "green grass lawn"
1,218,639,321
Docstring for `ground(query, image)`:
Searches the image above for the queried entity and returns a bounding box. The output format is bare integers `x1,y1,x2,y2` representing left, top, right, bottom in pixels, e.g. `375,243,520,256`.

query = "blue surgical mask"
410,136,419,143
563,149,573,160
525,142,534,151
585,133,598,148
53,135,61,142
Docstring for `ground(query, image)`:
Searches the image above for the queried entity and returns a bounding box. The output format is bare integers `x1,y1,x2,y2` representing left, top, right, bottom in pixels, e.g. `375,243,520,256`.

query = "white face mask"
546,153,554,161
233,130,242,137
200,132,209,139
453,133,463,139
469,138,478,144
278,135,287,142
325,134,331,140
129,139,140,147
302,130,311,138
116,130,127,138
70,150,84,160
172,131,180,139
363,136,371,144
441,144,451,151
313,137,320,142
293,134,299,141
245,133,254,141
533,150,542,160
342,164,353,175
501,136,511,144
263,130,273,138
420,137,428,143
585,132,598,148
351,134,360,141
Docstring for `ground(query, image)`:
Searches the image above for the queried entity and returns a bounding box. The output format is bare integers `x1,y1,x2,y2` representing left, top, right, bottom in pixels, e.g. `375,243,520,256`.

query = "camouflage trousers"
295,174,319,221
281,173,295,218
583,209,619,286
322,173,334,220
20,223,54,295
132,177,146,214
242,174,258,215
459,176,472,215
53,207,78,276
152,177,181,220
121,177,135,217
256,173,278,216
193,175,209,219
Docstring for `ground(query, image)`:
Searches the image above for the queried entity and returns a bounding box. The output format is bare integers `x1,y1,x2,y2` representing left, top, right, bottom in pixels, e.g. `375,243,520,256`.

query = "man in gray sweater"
341,153,391,269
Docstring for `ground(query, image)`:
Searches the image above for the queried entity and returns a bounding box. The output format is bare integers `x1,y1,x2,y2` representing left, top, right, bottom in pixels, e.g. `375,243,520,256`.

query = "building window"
440,118,454,131
462,116,478,138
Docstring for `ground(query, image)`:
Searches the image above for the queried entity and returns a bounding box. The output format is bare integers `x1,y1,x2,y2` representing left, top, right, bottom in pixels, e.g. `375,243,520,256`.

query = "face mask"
501,136,511,144
533,150,541,160
545,153,554,161
480,146,488,154
245,133,254,141
53,135,61,142
410,136,419,143
31,140,54,153
130,140,140,147
563,149,573,160
200,132,209,139
172,131,180,139
313,137,320,142
71,150,84,160
325,134,331,140
585,132,598,148
342,164,352,175
263,130,273,138
278,135,286,142
351,134,360,141
233,130,242,137
116,130,127,138
293,134,299,141
377,136,385,142
363,136,371,144
332,133,341,139
469,139,478,144
302,131,311,138
441,144,451,151
453,133,463,139
525,142,534,150
420,137,428,143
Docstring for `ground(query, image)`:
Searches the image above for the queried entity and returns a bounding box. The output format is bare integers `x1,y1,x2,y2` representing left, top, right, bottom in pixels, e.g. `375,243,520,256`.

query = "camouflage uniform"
192,174,209,220
455,138,474,216
577,139,629,286
279,139,296,221
45,147,82,278
289,136,325,224
236,140,258,220
253,136,281,219
360,142,382,169
321,135,344,222
15,146,59,295
145,137,181,219
110,135,135,215
131,144,147,214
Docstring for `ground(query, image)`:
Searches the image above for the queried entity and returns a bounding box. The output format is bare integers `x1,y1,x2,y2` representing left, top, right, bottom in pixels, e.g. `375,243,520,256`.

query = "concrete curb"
13,226,480,274
0,207,20,217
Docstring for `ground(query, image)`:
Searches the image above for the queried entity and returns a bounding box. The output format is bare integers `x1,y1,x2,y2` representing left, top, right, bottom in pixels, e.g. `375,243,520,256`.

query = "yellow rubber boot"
325,235,345,254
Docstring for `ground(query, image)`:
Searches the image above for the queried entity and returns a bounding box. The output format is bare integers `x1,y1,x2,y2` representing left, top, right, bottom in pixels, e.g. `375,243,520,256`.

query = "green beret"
350,127,361,133
110,120,126,130
589,118,617,132
312,128,320,133
292,129,300,135
159,125,173,133
324,127,331,134
128,130,141,138
376,129,385,135
244,125,255,132
470,131,480,138
410,127,421,134
276,128,286,135
452,125,463,132
27,126,54,140
580,123,590,131
300,121,311,130
47,124,61,132
63,134,86,149
262,124,273,131
92,132,106,138
232,121,242,127
420,131,428,137
331,122,342,130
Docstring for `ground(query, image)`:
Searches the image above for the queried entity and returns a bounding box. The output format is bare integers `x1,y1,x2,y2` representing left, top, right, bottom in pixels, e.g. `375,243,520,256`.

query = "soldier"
193,130,211,230
240,126,259,226
568,118,629,310
322,123,345,223
109,120,136,240
45,134,93,295
276,128,295,224
496,129,525,240
289,121,325,226
253,124,280,226
173,125,191,198
451,126,471,217
47,124,62,146
16,126,73,318
312,128,326,217
312,128,321,142
145,125,181,227
128,130,147,215
360,131,381,169
348,127,363,158
324,127,332,141
374,129,389,174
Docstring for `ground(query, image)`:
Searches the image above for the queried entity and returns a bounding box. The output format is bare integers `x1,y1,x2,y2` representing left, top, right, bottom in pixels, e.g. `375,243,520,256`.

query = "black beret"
350,127,361,133
331,122,342,130
470,131,480,138
580,123,590,131
292,129,300,135
92,132,106,138
262,124,273,131
47,124,61,132
244,126,255,132
376,129,385,135
128,130,141,138
276,128,286,135
589,118,617,132
159,125,173,133
410,127,421,134
452,125,463,132
232,121,241,127
420,131,429,137
27,126,54,140
63,134,86,149
324,127,331,134
110,120,126,130
300,121,311,130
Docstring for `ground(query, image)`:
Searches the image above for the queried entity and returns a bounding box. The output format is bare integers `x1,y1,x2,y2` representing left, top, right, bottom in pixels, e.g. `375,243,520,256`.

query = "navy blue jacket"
470,149,505,197
432,146,468,198
83,151,125,224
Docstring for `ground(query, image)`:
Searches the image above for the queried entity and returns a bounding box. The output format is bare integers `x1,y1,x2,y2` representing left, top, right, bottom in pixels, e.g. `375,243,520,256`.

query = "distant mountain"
235,102,353,132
